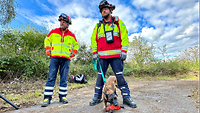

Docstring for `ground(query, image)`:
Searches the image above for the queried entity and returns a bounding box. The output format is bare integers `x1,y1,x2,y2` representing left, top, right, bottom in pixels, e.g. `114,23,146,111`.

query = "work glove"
70,50,77,58
93,54,99,60
46,46,51,56
120,52,127,61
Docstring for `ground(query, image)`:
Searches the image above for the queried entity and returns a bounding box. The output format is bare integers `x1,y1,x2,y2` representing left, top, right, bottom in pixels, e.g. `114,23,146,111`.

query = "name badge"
105,30,114,43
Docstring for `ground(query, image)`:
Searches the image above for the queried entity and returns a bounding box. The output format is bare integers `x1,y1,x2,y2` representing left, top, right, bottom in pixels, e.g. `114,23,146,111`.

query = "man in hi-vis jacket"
90,0,137,108
41,13,79,107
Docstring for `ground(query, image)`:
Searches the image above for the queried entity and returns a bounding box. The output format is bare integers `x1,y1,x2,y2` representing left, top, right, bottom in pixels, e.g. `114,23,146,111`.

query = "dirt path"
5,79,199,113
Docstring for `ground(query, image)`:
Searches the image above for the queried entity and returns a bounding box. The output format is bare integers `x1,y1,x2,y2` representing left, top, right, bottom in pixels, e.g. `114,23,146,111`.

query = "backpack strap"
112,16,119,25
96,16,120,40
96,20,103,40
112,16,121,39
97,20,103,29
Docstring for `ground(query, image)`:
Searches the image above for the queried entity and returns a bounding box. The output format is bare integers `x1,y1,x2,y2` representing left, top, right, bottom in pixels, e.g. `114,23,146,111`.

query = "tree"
72,43,93,65
158,44,169,62
0,26,47,56
129,36,155,67
177,46,199,62
0,0,17,25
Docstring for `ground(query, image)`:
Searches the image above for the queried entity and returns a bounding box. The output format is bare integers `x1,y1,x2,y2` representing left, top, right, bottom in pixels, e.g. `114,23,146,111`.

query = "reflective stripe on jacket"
44,28,79,60
91,16,129,59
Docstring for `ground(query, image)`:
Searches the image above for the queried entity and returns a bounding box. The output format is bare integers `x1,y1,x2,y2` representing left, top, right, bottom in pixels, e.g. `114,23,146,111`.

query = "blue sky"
9,0,199,59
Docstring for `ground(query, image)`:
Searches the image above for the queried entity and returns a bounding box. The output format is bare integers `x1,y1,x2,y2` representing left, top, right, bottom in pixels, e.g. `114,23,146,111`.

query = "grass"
0,77,96,112
131,71,199,81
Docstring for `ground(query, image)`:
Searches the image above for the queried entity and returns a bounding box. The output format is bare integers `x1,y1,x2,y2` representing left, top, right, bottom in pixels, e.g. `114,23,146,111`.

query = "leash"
92,57,106,84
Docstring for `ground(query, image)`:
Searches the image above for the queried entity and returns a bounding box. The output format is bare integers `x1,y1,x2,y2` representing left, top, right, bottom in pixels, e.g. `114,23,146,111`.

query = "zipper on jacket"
61,32,64,57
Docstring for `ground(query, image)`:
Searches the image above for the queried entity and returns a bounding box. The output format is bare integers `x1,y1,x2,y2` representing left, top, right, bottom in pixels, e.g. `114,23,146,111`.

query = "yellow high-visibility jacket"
91,16,129,59
44,28,79,60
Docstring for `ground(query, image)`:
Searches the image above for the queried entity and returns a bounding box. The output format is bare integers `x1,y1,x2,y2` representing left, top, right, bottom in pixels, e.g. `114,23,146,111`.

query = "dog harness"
103,85,118,104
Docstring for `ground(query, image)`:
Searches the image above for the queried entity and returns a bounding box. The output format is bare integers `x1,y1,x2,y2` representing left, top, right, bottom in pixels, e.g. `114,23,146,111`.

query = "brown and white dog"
102,76,119,111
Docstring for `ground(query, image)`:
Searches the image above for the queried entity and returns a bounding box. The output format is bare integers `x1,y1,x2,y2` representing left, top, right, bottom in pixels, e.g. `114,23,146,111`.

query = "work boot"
123,98,137,108
59,97,68,104
41,98,50,107
89,97,102,106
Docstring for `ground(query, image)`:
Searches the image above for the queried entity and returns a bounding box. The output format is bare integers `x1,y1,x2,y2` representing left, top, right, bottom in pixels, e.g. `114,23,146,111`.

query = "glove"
70,50,77,58
93,54,99,60
120,52,127,61
46,46,51,56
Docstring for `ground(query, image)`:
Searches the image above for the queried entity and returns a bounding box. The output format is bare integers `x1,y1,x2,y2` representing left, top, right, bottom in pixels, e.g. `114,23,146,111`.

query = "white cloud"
130,0,199,58
113,4,139,33
35,0,53,13
70,17,98,45
141,27,163,40
56,3,92,17
12,0,199,59
129,33,141,42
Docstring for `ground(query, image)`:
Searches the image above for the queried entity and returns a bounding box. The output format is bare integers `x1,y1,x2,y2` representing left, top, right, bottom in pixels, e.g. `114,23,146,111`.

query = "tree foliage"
0,25,198,81
0,26,49,80
0,26,47,55
158,44,169,62
129,36,155,67
72,43,93,65
177,46,199,62
0,0,17,25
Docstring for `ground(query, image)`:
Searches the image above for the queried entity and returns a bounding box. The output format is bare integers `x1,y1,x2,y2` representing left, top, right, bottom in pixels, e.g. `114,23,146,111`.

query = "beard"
102,13,110,19
61,27,67,30
60,23,69,31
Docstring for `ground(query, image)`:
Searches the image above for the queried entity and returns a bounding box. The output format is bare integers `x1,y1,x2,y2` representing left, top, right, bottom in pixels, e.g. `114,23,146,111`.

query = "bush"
125,59,199,77
0,26,49,81
0,25,199,81
0,50,49,80
69,63,97,78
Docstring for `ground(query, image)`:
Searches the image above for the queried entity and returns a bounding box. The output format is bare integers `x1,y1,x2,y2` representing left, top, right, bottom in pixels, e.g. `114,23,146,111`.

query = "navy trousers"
94,57,130,99
43,57,70,100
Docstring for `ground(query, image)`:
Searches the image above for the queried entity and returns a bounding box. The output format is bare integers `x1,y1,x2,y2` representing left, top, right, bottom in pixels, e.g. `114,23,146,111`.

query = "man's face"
60,20,68,30
101,7,110,16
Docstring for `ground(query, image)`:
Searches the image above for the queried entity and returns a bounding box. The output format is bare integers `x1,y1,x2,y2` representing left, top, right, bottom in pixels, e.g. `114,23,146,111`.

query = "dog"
102,76,119,111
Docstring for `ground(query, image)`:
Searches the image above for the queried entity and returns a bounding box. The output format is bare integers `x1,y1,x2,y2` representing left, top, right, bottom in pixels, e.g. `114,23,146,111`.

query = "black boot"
89,97,102,106
123,98,137,108
41,98,50,107
59,97,68,104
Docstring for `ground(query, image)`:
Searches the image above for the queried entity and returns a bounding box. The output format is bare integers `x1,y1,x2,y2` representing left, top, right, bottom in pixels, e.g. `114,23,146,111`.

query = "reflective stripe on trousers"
44,57,70,100
94,57,130,99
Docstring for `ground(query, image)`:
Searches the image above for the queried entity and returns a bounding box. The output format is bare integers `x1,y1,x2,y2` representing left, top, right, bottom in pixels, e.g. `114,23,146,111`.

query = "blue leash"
92,58,106,84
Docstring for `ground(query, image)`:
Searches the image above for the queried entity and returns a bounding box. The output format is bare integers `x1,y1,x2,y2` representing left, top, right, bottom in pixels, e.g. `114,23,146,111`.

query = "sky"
9,0,199,59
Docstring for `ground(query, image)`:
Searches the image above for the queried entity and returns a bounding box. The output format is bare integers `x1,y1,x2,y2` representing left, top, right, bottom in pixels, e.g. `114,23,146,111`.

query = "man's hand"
120,52,127,61
93,54,99,60
46,46,51,56
70,50,77,58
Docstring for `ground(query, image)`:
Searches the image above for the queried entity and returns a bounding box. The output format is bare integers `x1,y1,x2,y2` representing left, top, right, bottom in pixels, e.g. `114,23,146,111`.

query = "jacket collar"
102,15,113,25
59,27,69,33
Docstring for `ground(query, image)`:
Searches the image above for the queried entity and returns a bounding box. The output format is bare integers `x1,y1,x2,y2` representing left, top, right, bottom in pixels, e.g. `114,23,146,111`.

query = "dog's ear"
115,84,118,88
114,79,118,88
114,88,118,97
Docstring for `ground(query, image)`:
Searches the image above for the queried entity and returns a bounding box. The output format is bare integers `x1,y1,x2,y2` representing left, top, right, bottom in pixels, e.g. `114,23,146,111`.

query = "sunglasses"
59,13,67,18
58,13,70,23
